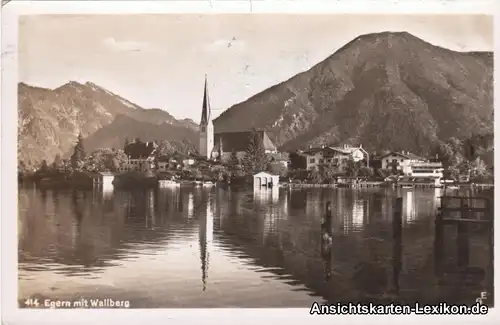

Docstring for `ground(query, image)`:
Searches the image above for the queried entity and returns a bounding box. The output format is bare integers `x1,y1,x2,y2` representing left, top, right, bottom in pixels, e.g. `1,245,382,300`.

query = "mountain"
18,81,198,168
83,114,198,154
214,32,493,156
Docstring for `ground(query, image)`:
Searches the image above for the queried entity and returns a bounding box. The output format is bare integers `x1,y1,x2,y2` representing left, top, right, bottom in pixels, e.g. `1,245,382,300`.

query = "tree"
18,160,28,174
243,129,269,173
289,151,307,170
345,160,361,177
358,166,374,178
229,150,240,167
52,154,62,171
376,168,392,179
470,157,489,179
83,148,128,172
124,137,130,150
39,159,49,172
155,140,176,158
267,161,288,178
71,133,86,170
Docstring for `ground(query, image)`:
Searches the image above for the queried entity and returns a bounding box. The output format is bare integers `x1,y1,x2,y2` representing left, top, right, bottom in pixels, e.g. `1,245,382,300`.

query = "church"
199,75,277,163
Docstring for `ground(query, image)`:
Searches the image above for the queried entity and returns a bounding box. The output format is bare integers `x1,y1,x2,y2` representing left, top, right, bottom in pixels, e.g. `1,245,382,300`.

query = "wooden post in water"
322,201,333,281
392,197,403,293
434,205,444,276
323,201,332,232
457,198,470,268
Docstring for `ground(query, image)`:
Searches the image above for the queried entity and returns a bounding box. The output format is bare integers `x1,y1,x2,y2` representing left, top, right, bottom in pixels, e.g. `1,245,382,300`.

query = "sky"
19,14,493,122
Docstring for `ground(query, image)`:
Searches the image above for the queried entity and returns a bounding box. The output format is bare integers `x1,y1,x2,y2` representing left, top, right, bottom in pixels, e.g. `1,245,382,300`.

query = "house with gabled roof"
121,140,158,172
303,144,369,170
380,151,425,173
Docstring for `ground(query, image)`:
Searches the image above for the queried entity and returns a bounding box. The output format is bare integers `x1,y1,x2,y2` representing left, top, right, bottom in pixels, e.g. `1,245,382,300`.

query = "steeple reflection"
199,194,214,292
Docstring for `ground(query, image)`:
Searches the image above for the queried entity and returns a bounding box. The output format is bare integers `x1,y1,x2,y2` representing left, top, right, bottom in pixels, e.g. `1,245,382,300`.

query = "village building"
380,151,425,172
380,151,444,178
303,144,369,170
121,140,158,172
406,161,444,179
198,75,278,163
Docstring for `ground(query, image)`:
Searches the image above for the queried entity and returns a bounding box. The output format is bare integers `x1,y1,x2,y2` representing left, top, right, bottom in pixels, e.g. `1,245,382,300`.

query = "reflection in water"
404,191,416,223
18,186,494,307
187,192,194,218
199,193,214,291
352,198,364,229
253,186,279,206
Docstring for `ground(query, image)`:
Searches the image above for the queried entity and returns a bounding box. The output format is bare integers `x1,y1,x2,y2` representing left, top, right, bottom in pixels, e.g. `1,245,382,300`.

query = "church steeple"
199,74,214,159
200,74,211,126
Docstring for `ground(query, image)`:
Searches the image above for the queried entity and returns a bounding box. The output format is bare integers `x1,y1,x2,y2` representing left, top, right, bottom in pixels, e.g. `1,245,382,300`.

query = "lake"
18,185,494,308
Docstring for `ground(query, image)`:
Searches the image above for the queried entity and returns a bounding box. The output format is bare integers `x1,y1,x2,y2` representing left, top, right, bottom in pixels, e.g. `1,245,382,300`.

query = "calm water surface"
18,185,493,307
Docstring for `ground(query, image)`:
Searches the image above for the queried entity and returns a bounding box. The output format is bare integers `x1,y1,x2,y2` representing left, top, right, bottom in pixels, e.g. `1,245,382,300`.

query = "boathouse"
253,171,279,188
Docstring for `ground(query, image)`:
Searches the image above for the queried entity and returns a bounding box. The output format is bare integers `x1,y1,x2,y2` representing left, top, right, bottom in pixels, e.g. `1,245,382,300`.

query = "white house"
380,151,425,172
253,171,279,188
406,162,444,179
303,144,369,170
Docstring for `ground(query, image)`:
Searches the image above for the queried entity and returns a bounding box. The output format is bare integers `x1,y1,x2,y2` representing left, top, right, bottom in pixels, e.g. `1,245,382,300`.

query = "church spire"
200,74,211,125
199,74,214,159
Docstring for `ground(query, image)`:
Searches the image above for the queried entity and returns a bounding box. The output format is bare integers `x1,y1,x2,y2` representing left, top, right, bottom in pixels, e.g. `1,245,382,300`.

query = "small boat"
202,181,215,187
401,185,413,189
445,185,459,190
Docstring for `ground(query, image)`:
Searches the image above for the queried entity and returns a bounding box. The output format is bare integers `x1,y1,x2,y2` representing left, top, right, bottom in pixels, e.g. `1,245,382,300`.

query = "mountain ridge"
214,31,493,155
18,81,199,168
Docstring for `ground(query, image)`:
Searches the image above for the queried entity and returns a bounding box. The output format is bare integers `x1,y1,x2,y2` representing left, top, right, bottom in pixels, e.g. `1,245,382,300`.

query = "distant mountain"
84,114,198,155
214,32,493,156
18,81,198,168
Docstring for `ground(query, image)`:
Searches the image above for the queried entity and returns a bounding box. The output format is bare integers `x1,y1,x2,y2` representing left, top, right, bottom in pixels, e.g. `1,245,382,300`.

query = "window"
319,159,324,164
201,126,206,132
327,159,331,163
310,158,315,163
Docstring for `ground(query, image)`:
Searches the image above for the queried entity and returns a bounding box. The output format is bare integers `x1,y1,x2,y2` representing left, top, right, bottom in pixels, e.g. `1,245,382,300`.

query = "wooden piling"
323,201,332,231
434,207,444,276
392,197,403,293
321,201,333,281
457,199,470,268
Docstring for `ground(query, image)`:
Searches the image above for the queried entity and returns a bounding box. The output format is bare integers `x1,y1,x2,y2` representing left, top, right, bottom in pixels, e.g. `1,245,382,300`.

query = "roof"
156,155,170,162
254,171,278,177
380,151,424,161
125,141,157,159
303,145,365,156
213,130,276,153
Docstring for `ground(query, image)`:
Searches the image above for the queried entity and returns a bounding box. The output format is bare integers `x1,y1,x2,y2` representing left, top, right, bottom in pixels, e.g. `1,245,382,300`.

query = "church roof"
200,74,211,125
213,130,277,153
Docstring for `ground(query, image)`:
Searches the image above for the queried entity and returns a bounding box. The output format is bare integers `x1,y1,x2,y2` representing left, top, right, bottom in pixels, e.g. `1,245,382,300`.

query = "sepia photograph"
3,0,496,321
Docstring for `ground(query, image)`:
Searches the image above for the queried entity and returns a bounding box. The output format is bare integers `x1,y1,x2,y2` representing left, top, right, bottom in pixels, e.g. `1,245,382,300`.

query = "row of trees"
23,134,130,176
431,136,492,182
21,129,494,185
